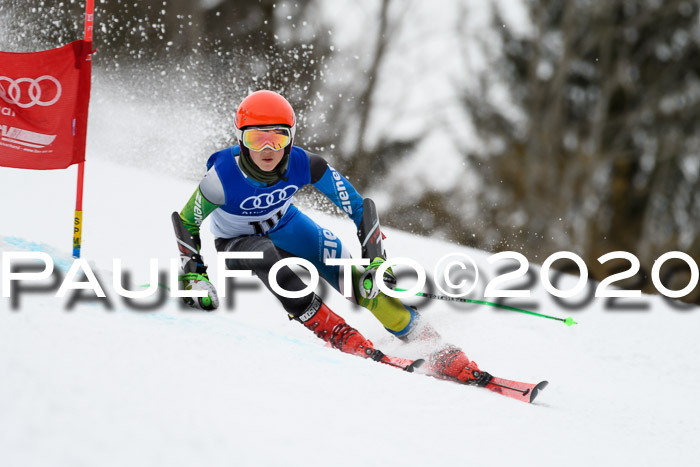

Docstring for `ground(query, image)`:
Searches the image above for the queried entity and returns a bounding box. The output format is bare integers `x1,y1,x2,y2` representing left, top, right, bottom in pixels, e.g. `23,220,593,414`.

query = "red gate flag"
0,40,92,170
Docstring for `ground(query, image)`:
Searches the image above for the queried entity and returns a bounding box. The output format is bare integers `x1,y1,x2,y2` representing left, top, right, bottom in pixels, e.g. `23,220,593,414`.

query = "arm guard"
172,211,207,274
357,198,386,260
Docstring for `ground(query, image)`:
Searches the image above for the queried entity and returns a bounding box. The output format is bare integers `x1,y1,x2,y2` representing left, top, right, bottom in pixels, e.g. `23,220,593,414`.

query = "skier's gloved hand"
179,271,219,311
178,254,219,311
358,257,397,300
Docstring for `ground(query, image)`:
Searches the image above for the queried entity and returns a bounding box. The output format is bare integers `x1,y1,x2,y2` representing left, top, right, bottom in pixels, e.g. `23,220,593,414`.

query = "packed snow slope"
1,158,699,467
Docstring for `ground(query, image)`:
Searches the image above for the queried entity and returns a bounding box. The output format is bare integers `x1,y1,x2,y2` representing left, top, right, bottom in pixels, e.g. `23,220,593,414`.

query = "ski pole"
393,288,578,326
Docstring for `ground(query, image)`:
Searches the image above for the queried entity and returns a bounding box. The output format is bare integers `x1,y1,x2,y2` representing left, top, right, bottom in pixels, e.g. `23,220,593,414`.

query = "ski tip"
529,380,549,403
406,358,425,373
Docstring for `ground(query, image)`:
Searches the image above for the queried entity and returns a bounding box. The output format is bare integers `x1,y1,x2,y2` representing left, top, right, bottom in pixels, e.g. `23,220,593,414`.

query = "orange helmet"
234,90,296,137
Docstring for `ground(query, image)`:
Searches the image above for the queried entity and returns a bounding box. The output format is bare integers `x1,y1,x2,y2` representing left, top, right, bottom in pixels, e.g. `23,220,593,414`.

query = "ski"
421,370,549,403
376,353,425,373
328,345,425,372
483,377,549,403
368,351,548,403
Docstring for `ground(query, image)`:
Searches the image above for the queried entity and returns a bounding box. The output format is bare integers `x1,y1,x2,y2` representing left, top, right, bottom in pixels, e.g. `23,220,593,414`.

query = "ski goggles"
240,127,292,152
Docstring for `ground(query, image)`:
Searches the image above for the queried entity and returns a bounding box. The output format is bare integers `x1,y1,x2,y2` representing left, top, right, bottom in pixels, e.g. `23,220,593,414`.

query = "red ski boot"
424,346,492,386
298,297,377,359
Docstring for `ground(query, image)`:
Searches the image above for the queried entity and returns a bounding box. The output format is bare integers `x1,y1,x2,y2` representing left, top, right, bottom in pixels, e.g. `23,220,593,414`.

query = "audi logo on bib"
241,186,299,210
0,75,62,108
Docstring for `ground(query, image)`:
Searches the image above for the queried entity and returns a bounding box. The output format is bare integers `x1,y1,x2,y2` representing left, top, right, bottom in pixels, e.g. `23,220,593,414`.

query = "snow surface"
2,157,700,467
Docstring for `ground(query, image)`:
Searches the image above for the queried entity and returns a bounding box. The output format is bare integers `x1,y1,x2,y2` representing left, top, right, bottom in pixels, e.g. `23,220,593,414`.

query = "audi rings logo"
0,75,62,109
241,186,299,210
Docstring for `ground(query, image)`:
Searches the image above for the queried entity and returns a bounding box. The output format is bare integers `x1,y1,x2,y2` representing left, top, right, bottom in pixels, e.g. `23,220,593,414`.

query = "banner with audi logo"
0,40,92,170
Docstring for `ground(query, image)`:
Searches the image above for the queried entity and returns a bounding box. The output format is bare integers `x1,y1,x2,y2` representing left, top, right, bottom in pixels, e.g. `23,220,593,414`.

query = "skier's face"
249,147,284,172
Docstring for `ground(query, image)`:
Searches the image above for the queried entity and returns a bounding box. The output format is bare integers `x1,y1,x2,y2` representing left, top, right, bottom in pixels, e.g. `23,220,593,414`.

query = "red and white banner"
0,40,92,170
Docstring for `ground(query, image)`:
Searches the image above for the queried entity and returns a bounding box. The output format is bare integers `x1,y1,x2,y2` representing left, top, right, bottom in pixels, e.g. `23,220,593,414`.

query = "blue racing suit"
180,144,416,336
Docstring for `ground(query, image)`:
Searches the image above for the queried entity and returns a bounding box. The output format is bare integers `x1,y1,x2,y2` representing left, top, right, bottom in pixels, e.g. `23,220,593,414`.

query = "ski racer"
172,90,491,386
